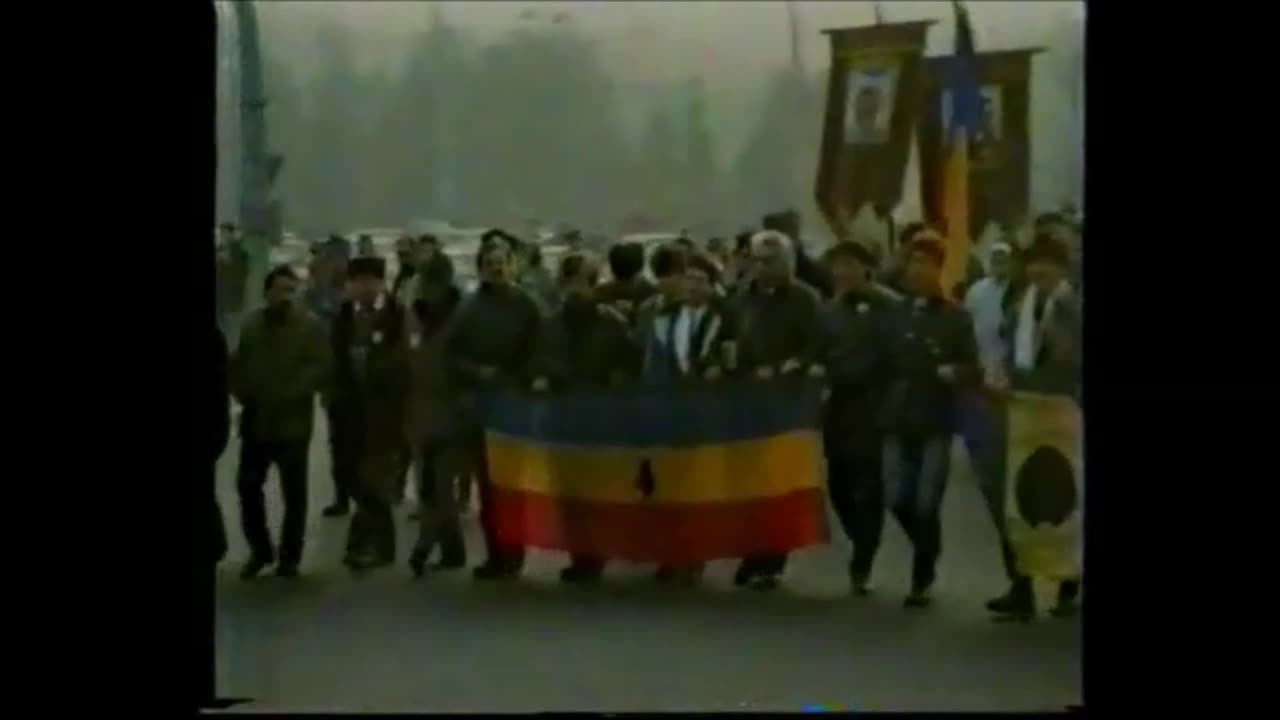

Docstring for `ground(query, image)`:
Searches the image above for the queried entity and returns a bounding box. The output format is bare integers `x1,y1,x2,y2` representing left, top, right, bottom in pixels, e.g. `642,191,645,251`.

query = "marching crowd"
213,209,1082,621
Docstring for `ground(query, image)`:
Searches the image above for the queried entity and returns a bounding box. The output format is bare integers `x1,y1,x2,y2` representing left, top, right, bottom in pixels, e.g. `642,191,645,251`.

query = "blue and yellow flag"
940,1,982,296
479,382,829,565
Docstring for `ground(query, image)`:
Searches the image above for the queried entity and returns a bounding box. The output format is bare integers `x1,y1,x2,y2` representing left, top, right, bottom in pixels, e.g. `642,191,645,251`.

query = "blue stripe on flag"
479,381,823,448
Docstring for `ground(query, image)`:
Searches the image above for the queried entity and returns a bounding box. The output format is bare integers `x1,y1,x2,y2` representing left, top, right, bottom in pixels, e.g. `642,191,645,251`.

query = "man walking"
819,242,899,595
230,266,327,579
333,257,412,572
880,233,980,608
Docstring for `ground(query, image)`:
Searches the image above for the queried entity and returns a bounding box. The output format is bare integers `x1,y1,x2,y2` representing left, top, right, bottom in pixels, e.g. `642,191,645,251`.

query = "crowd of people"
214,208,1082,622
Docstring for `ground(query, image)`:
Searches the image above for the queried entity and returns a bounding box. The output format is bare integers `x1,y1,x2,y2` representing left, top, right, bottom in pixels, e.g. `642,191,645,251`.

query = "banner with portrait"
918,49,1041,239
1004,391,1083,581
816,22,934,246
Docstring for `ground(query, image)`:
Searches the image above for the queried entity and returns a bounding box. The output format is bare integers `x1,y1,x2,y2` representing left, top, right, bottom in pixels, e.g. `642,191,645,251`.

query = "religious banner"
479,382,829,565
815,22,935,244
919,49,1042,238
1004,391,1082,581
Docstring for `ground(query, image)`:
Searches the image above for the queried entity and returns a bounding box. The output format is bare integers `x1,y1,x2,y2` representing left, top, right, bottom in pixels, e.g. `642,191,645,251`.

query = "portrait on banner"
942,84,1004,163
844,58,901,146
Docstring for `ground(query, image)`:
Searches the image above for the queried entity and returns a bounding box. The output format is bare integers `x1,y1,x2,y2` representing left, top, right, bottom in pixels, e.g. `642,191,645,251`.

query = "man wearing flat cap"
230,265,328,579
329,256,413,572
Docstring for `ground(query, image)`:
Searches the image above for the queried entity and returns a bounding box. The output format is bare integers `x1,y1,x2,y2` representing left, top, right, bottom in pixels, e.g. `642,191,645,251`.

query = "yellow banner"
1004,391,1082,581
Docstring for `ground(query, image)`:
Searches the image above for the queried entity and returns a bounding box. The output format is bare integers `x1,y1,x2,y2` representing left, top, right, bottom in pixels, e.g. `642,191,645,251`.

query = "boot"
239,556,272,580
987,577,1035,621
559,562,603,585
1050,580,1080,618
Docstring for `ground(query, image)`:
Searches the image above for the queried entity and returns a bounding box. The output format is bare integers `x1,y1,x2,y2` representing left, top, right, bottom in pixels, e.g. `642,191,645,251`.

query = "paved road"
214,413,1081,712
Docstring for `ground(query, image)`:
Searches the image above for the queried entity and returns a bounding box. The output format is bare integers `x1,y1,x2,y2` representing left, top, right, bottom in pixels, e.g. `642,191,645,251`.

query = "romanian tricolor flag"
939,0,983,297
479,382,829,565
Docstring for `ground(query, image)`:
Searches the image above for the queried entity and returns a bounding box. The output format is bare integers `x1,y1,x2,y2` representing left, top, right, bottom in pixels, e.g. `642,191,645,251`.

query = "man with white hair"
731,229,825,591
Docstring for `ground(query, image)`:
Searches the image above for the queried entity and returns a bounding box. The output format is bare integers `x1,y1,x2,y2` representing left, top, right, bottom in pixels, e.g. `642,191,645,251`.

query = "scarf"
1013,282,1069,371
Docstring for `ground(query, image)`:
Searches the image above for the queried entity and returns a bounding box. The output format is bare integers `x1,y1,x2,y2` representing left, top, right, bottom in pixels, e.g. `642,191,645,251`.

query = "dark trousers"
827,449,885,578
328,405,359,507
413,439,467,564
883,434,952,592
346,450,399,562
472,433,525,570
236,437,309,565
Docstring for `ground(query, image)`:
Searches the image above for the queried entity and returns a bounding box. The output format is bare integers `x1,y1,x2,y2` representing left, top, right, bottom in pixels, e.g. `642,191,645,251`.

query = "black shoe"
904,587,933,609
322,502,350,518
275,563,299,578
560,564,603,584
850,571,872,596
733,564,757,587
240,556,272,580
1051,581,1080,618
987,583,1035,621
409,551,428,578
749,575,780,591
473,562,518,581
655,566,675,584
432,557,467,572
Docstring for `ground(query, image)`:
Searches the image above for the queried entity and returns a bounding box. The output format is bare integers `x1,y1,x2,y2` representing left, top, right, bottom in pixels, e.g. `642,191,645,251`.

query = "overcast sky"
257,1,1083,80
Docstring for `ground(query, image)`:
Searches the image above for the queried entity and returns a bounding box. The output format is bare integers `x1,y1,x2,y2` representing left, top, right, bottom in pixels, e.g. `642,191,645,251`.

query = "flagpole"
786,1,804,77
873,1,885,25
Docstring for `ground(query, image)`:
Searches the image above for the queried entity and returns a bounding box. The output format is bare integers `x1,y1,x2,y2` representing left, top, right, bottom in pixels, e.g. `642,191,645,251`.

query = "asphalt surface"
214,412,1081,712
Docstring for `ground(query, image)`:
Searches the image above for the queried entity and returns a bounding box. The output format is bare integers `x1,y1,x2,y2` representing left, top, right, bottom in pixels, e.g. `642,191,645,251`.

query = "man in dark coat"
596,240,657,327
407,251,470,577
632,245,710,585
819,242,900,594
532,252,639,583
330,257,411,572
985,232,1082,620
447,240,543,580
230,266,328,579
732,230,825,591
880,233,981,608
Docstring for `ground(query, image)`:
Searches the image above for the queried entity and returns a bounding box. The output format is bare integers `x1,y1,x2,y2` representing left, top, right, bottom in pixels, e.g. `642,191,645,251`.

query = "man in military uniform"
880,233,981,608
332,257,412,572
230,266,328,579
532,253,639,583
819,242,899,595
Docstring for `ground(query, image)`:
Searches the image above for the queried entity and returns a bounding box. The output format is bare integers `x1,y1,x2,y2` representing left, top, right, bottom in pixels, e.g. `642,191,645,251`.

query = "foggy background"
215,0,1084,240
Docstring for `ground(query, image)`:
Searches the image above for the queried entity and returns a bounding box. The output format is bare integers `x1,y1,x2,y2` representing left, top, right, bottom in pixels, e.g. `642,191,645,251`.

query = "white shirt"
963,277,1008,385
673,305,707,374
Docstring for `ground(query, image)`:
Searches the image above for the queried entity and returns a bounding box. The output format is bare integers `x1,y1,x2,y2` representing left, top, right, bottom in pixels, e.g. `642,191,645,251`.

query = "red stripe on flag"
489,486,829,565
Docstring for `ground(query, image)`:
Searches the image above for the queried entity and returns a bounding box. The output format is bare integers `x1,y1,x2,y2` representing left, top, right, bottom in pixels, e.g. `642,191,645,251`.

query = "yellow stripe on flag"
940,127,971,297
485,430,823,504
